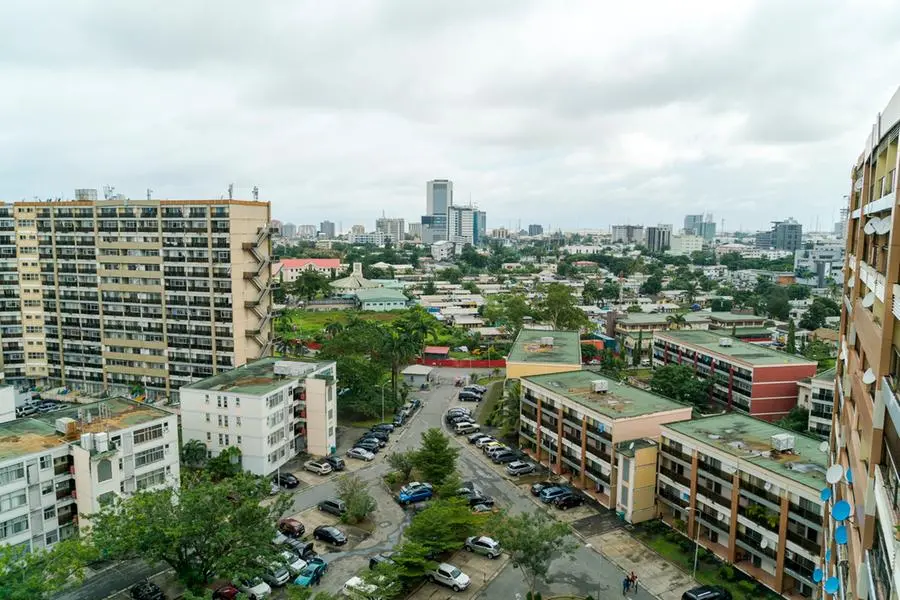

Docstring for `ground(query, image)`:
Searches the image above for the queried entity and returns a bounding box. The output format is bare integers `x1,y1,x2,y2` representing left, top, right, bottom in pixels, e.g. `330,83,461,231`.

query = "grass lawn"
475,381,503,425
280,309,404,337
342,416,386,429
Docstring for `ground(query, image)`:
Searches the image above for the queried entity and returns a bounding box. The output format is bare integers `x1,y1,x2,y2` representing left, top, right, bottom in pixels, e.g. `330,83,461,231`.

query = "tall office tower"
422,179,453,244
319,220,336,238
835,208,849,238
611,224,645,244
683,214,704,235
755,218,803,251
408,222,423,239
375,217,406,244
645,225,672,253
0,194,274,403
684,213,716,241
835,85,900,599
528,224,544,236
447,205,485,247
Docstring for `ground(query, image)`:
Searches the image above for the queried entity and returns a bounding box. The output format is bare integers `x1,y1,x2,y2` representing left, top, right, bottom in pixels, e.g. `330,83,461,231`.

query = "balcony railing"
660,465,690,487
786,529,821,555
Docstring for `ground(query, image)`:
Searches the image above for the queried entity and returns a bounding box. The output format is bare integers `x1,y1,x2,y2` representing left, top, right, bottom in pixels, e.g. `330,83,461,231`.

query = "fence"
415,357,506,369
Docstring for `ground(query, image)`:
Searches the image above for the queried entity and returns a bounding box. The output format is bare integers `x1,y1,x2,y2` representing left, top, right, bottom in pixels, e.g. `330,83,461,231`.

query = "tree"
292,270,331,301
336,474,378,524
599,349,626,378
381,329,419,404
640,274,663,296
786,319,797,354
582,280,601,305
666,313,687,330
787,284,810,300
503,294,532,332
684,281,698,304
633,330,642,367
206,446,244,480
799,297,841,330
775,406,810,433
89,472,291,591
710,298,733,312
765,286,791,320
324,321,344,339
181,439,208,469
358,563,405,599
422,279,437,295
405,499,484,555
488,510,578,596
626,304,643,313
414,428,459,485
443,268,463,284
391,541,438,584
803,339,834,363
537,283,589,331
600,281,621,303
387,449,418,482
0,539,96,600
650,364,710,407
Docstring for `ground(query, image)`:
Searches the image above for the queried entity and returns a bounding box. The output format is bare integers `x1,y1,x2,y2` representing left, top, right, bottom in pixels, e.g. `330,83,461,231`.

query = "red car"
212,584,239,600
278,518,305,538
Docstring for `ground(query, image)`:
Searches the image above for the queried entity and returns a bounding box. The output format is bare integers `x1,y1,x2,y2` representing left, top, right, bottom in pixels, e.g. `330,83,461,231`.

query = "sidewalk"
582,529,696,600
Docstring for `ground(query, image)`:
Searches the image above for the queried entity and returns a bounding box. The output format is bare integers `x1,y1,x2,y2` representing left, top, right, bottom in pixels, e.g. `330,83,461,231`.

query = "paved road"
56,559,168,600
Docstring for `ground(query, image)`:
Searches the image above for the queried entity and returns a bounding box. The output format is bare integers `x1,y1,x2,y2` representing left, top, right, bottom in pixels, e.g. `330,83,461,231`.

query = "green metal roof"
617,313,710,325
184,357,332,396
508,329,581,365
663,413,828,491
353,288,408,302
812,367,837,382
523,369,687,419
706,312,767,323
656,330,817,367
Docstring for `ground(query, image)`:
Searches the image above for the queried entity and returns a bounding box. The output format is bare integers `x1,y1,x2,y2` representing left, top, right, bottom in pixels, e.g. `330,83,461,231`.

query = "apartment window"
0,515,29,540
217,397,222,408
619,484,628,507
135,446,165,468
39,455,51,470
41,481,53,496
222,397,228,409
97,459,113,482
218,434,223,445
0,489,27,512
133,424,163,445
135,468,166,491
328,426,334,437
236,416,241,427
621,458,631,482
235,398,240,407
217,415,223,427
45,530,59,545
0,463,25,485
224,435,230,446
43,506,56,520
328,409,333,420
206,432,211,442
223,415,229,427
206,413,211,423
237,436,242,444
205,394,209,404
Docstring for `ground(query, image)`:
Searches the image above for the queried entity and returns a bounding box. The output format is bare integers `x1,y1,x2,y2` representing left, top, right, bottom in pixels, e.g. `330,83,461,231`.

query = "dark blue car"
397,482,433,505
538,486,571,503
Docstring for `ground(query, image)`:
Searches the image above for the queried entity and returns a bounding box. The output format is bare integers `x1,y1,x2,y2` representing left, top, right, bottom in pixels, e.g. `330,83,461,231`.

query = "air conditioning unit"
539,336,555,347
771,433,795,452
592,379,609,393
718,337,733,347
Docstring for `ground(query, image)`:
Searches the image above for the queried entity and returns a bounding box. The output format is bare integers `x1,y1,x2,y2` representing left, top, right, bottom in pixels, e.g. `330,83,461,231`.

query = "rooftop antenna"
252,186,259,200
146,188,153,201
102,185,115,200
227,184,234,200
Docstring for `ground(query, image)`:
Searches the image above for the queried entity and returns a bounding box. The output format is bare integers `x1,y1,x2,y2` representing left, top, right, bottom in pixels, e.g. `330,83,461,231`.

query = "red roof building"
274,258,343,281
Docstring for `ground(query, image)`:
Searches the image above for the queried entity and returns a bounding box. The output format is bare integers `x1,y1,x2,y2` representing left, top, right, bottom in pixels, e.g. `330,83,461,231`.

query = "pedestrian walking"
623,575,631,595
629,571,638,592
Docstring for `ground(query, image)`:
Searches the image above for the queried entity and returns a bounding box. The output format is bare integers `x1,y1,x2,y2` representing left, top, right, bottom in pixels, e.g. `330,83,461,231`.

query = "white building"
375,217,406,244
666,234,704,256
431,240,455,261
0,398,179,552
180,358,338,475
348,231,386,246
794,243,844,288
447,206,485,247
0,386,14,423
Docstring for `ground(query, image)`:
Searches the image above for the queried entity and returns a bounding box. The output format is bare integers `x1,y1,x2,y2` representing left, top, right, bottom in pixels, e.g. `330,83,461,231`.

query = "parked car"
409,398,423,410
429,563,471,592
539,486,571,503
464,535,502,559
471,503,494,513
466,384,488,394
449,415,475,426
682,586,732,600
358,434,386,448
277,518,305,538
475,436,497,448
130,582,165,600
467,495,495,508
530,481,556,496
454,422,480,435
237,577,271,600
280,539,316,561
392,413,407,427
397,481,434,505
458,391,481,402
485,445,510,458
368,552,396,570
553,493,585,510
340,576,379,598
211,584,240,600
365,430,390,443
491,450,520,464
274,472,300,489
445,409,470,423
317,498,347,517
313,525,347,546
324,456,346,471
370,423,395,433
261,562,291,587
346,447,376,461
294,557,328,587
456,486,482,501
506,461,536,476
279,550,307,576
353,438,381,453
481,442,505,454
468,432,491,444
304,460,333,476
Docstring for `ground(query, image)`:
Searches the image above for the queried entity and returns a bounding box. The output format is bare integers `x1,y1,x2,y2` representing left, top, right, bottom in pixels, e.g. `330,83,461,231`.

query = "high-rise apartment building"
611,225,644,244
423,179,453,244
447,205,485,247
836,85,900,600
375,217,405,244
646,225,672,253
756,218,803,252
407,222,423,239
528,224,544,236
319,220,336,238
280,222,297,239
0,195,274,403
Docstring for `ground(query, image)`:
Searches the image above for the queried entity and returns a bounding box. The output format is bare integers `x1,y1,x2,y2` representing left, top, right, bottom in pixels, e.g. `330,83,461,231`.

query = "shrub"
384,471,403,488
718,565,735,581
736,580,756,597
672,518,686,532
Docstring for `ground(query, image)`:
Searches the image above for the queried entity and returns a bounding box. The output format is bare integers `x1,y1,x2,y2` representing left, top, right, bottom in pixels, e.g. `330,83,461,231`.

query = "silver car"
506,460,536,476
303,460,333,475
346,447,376,461
465,535,502,559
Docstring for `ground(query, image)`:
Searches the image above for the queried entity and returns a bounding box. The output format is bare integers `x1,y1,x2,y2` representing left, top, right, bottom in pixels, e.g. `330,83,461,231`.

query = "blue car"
397,482,434,505
539,486,571,503
294,557,328,587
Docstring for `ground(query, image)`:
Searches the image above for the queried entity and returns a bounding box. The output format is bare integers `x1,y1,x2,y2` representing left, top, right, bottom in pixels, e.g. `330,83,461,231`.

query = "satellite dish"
764,481,773,492
848,277,855,288
826,464,844,484
862,368,876,384
832,500,852,521
846,469,853,484
861,292,875,308
825,577,840,595
819,441,829,453
864,220,876,234
820,487,832,502
629,442,635,450
825,549,832,562
718,512,726,521
760,538,769,550
876,218,892,234
813,568,823,583
835,525,848,544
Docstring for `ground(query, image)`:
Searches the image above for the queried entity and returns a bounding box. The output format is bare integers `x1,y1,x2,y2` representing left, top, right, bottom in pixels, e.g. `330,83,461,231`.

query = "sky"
2,1,900,234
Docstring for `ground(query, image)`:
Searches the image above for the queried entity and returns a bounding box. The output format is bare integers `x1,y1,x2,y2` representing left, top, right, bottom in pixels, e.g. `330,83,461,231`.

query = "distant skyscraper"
645,225,672,253
319,220,336,238
297,224,317,239
684,213,716,240
683,214,703,235
756,218,802,251
281,222,297,239
423,179,453,243
447,205,485,247
408,222,423,239
375,217,405,244
611,225,644,244
349,224,365,235
528,224,544,236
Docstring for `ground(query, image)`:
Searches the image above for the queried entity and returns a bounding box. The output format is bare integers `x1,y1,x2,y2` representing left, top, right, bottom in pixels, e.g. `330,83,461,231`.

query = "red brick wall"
749,363,817,419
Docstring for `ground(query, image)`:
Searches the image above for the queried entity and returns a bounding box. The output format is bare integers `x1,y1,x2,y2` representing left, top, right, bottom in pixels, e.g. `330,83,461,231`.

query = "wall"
305,376,336,457
0,386,14,423
418,357,508,369
505,361,579,379
610,409,694,444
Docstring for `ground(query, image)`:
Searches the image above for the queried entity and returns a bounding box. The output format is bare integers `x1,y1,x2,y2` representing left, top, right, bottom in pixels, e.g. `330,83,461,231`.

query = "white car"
341,575,379,598
279,550,307,576
506,460,536,476
430,563,471,592
475,436,497,448
304,460,333,475
238,576,272,599
346,447,376,461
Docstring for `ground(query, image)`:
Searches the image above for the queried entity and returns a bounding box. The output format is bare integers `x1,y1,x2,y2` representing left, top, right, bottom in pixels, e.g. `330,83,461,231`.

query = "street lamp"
377,380,390,423
691,506,703,579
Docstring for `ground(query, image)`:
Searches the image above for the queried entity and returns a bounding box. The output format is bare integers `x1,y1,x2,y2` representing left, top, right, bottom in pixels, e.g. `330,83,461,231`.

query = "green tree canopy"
336,474,377,524
405,499,485,555
0,539,97,600
537,283,589,331
650,364,710,407
414,428,459,485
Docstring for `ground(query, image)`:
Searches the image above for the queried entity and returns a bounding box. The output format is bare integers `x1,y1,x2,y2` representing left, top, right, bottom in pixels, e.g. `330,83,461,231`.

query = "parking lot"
283,504,371,555
408,550,510,600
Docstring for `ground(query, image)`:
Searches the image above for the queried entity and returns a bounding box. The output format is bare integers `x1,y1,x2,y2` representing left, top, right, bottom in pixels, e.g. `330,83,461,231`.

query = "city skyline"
1,3,898,231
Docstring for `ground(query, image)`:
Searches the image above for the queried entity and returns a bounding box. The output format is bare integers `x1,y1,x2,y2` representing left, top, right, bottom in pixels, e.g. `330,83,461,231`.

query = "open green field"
279,309,405,337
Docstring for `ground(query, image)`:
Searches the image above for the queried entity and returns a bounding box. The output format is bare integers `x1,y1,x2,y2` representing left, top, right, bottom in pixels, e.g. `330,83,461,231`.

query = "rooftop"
523,369,686,419
617,438,657,457
664,414,829,490
812,367,837,383
508,329,582,365
1,397,172,462
279,258,342,269
184,357,331,396
352,288,408,302
617,313,710,325
706,312,768,323
656,330,817,367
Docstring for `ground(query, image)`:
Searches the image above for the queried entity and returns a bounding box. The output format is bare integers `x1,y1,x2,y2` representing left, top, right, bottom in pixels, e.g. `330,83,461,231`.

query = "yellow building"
506,329,582,379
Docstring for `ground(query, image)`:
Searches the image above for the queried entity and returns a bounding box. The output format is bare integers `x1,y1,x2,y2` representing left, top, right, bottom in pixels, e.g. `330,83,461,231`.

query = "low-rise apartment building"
0,398,179,552
653,330,817,420
507,329,582,379
519,369,692,510
795,368,835,437
180,358,337,476
274,258,343,281
657,415,827,598
613,312,710,364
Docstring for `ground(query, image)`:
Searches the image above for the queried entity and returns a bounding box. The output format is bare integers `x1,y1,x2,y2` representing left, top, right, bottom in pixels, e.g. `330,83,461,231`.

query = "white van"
454,422,480,435
341,575,381,599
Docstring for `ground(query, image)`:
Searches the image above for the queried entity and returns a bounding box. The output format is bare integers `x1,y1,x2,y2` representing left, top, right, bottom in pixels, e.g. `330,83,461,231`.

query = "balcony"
786,529,822,556
659,465,690,487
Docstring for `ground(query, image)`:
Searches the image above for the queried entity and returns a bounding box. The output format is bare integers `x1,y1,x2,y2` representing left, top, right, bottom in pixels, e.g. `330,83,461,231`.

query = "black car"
354,438,381,453
371,423,395,433
450,415,475,426
491,451,520,464
324,455,346,471
365,430,390,442
467,495,495,508
369,552,396,570
467,432,491,444
409,398,423,410
553,493,585,510
682,586,732,600
130,582,165,600
392,413,407,427
282,539,317,561
274,472,300,489
530,481,556,496
458,391,481,402
313,525,347,545
317,498,347,517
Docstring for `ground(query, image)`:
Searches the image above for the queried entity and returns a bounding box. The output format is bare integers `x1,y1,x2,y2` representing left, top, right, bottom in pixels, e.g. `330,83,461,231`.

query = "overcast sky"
2,1,900,234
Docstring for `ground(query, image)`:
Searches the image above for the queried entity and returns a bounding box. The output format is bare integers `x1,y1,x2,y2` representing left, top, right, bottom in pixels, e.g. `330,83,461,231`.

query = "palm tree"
324,321,344,339
684,281,698,305
666,313,688,330
381,329,419,401
180,439,207,469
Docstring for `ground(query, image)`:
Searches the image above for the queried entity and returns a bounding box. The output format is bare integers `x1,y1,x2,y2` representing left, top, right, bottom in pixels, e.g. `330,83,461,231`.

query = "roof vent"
771,433,795,452
592,379,609,393
718,337,733,347
539,336,555,347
